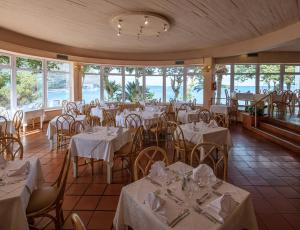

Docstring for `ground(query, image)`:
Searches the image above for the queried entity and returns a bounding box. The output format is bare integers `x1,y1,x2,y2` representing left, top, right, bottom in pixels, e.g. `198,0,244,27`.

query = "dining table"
69,126,131,184
113,161,258,230
90,107,119,122
176,110,199,124
0,158,44,230
46,114,87,150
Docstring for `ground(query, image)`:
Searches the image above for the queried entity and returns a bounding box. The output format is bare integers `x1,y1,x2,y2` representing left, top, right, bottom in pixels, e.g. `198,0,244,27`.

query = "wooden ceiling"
0,0,300,55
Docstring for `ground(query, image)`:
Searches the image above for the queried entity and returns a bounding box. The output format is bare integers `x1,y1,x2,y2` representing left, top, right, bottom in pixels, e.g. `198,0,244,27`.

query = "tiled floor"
22,124,300,230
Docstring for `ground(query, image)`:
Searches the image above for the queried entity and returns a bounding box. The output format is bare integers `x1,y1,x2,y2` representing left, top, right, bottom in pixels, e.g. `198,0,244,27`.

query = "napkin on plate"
149,161,167,178
207,120,218,128
192,164,217,186
204,193,239,223
7,160,30,177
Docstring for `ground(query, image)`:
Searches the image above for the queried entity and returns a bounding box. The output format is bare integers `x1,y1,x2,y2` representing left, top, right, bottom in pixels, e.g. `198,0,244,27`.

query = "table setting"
0,156,44,230
176,109,200,124
114,161,258,230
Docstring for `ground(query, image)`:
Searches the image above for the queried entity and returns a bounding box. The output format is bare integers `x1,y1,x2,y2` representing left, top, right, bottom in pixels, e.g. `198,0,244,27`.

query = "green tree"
186,67,203,101
0,70,10,108
103,67,122,101
215,64,228,104
166,67,183,101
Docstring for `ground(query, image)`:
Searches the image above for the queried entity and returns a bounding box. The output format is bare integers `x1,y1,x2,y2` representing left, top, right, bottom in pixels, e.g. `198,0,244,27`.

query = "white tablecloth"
116,111,161,130
0,158,44,230
69,126,130,183
22,108,45,132
114,161,258,230
177,110,199,124
210,105,229,116
180,123,233,151
91,107,118,122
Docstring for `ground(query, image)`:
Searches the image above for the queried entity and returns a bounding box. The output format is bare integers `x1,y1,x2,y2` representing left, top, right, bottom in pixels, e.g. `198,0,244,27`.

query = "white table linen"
210,105,229,116
114,161,258,230
69,126,131,183
177,110,199,124
0,158,44,230
90,107,118,122
116,111,161,130
22,108,45,132
46,115,87,149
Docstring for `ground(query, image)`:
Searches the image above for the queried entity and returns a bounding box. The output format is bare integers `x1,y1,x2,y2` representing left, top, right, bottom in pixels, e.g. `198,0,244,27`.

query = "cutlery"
165,193,181,204
196,192,209,205
193,205,222,224
168,209,190,228
145,176,162,187
212,180,223,190
212,190,222,196
167,189,184,202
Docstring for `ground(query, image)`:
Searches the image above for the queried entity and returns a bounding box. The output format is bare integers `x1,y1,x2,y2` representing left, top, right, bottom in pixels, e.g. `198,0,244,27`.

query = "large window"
186,66,203,104
145,67,163,101
215,64,230,104
47,61,71,107
103,67,122,101
82,65,100,103
259,64,280,92
166,67,184,101
284,65,300,91
0,54,11,109
124,67,143,102
234,64,256,93
16,57,43,109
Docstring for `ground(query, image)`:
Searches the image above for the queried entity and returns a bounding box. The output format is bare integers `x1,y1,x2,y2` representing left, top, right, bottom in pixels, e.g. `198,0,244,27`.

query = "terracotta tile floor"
22,124,300,230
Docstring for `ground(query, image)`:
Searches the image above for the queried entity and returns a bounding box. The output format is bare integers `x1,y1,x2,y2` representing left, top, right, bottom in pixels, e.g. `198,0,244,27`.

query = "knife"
168,209,190,228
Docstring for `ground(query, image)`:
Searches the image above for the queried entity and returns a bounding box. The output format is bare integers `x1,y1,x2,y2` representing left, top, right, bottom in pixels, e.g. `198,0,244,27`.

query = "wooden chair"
0,115,8,137
125,113,142,133
61,100,68,113
134,146,169,181
102,109,116,127
0,136,23,160
225,89,230,106
149,112,168,146
12,110,23,140
71,121,85,135
26,150,71,230
170,121,195,163
71,213,86,230
198,109,211,123
229,99,238,123
56,114,75,151
66,102,80,116
190,143,228,181
213,114,227,128
114,126,144,180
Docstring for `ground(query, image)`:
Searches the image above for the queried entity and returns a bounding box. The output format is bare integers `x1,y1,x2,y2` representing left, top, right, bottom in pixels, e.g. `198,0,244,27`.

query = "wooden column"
73,63,83,101
203,57,214,109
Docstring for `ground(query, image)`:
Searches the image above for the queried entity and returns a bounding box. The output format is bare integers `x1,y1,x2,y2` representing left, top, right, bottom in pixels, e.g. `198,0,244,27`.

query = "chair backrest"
134,146,169,181
0,116,8,137
56,114,76,136
71,213,86,230
199,109,211,123
125,113,142,128
190,142,227,181
12,110,23,131
71,121,85,135
129,126,144,157
0,136,23,160
103,109,116,127
213,114,227,128
155,112,168,131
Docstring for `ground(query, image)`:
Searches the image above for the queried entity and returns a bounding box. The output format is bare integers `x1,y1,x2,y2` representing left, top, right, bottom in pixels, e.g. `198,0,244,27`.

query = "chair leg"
91,158,94,175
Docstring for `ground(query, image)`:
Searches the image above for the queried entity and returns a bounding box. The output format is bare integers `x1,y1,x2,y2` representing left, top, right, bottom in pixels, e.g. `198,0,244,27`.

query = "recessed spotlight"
163,24,168,31
144,16,149,25
118,19,122,28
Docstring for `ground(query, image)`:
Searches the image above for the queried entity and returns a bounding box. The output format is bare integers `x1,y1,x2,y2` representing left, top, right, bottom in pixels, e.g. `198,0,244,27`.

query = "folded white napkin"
204,193,239,223
207,120,218,128
7,161,30,177
192,164,217,186
145,192,165,212
149,161,167,178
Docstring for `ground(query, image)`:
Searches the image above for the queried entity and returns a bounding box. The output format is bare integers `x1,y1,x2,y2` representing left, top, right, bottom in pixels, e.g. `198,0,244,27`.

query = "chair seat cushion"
26,186,59,214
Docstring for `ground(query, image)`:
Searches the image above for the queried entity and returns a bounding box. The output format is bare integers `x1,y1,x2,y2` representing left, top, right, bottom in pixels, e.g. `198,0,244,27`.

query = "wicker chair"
71,213,86,230
134,146,169,181
0,136,23,160
26,150,71,230
213,114,227,128
56,114,75,151
102,109,116,127
198,109,211,123
125,113,142,135
149,112,168,146
190,143,228,181
12,110,23,140
0,115,8,137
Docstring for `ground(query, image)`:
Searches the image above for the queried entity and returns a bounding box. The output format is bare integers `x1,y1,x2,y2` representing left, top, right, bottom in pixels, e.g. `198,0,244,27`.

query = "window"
103,67,122,101
47,61,71,107
234,64,256,93
166,67,184,101
215,64,230,104
259,64,280,92
145,67,163,101
186,66,204,104
0,54,11,109
16,57,43,109
82,65,100,103
284,65,300,91
124,67,143,102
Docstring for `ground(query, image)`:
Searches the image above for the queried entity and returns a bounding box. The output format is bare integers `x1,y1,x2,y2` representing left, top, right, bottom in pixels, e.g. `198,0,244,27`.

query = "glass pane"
259,74,280,92
0,55,10,65
125,67,136,75
166,75,183,101
109,66,122,74
82,74,100,103
47,61,70,72
166,67,184,75
234,75,256,93
285,65,300,73
47,72,70,107
144,67,163,75
186,73,204,104
16,57,42,70
125,75,143,102
103,75,122,101
145,75,162,101
284,75,300,91
215,65,230,104
16,70,43,108
0,68,11,109
234,64,256,74
259,64,280,74
84,64,100,74
187,66,202,74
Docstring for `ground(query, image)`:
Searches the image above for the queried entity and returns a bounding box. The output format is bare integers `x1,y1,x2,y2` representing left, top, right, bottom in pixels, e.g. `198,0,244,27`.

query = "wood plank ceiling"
0,0,299,53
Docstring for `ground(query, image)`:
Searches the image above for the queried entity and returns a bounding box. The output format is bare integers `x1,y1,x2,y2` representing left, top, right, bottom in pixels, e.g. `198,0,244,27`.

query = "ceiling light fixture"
117,19,122,28
144,16,149,25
